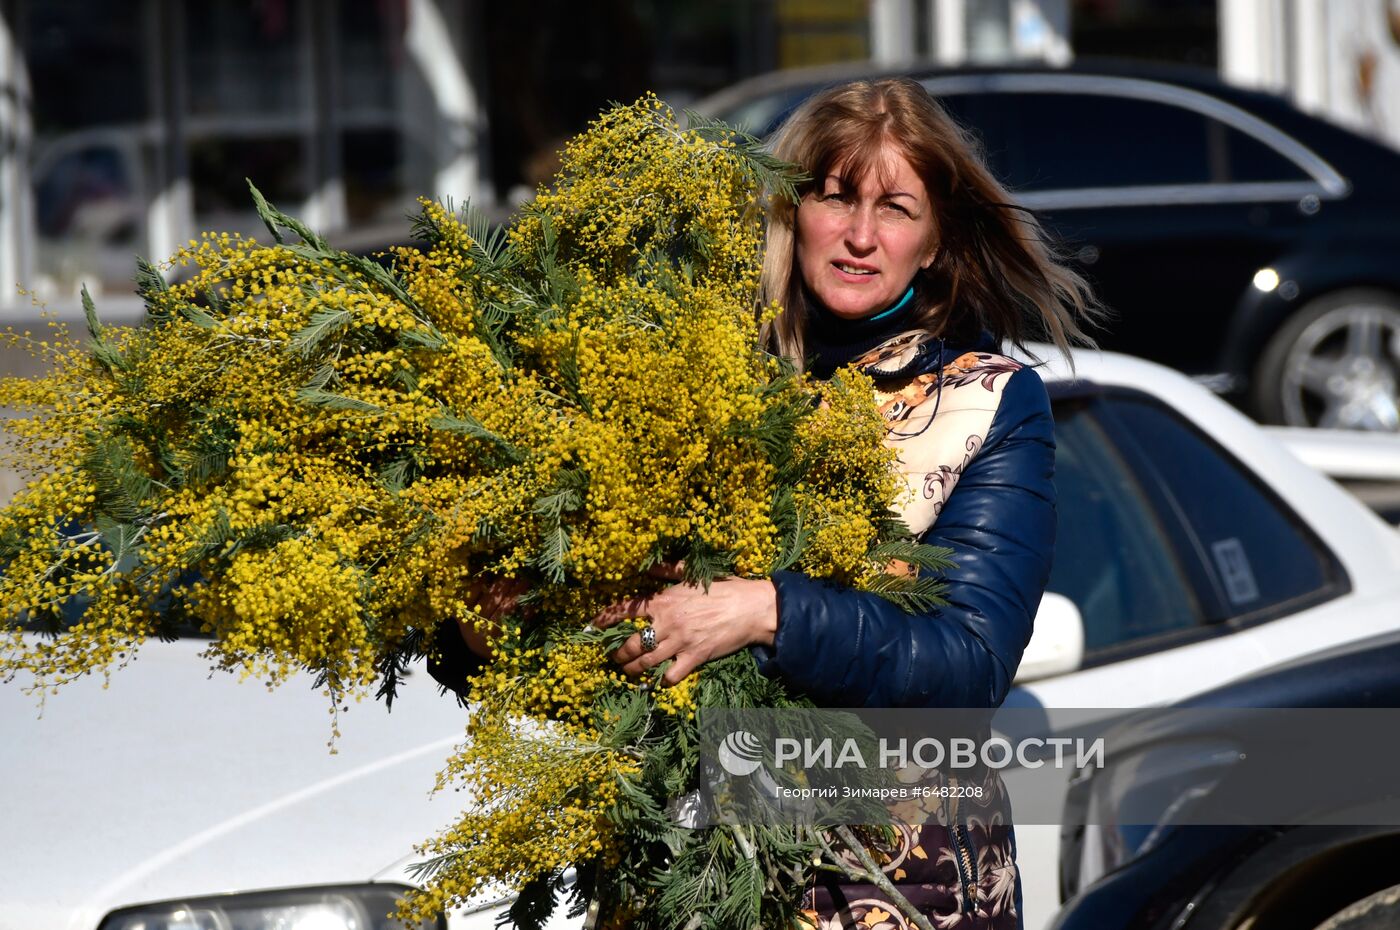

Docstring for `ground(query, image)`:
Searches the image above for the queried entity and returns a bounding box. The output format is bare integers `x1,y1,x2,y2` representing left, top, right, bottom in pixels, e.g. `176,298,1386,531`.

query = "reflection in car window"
1049,399,1204,654
989,92,1215,191
1100,396,1337,619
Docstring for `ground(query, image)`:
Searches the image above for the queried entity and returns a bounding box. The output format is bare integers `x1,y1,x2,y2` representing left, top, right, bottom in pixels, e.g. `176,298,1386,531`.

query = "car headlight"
97,884,443,930
1073,739,1244,893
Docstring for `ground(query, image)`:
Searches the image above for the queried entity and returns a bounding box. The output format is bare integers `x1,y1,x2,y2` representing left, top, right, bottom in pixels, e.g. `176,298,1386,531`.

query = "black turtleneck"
804,296,918,381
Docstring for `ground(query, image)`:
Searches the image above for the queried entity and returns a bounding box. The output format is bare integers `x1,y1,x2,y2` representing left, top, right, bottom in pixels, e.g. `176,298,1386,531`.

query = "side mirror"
1014,592,1085,683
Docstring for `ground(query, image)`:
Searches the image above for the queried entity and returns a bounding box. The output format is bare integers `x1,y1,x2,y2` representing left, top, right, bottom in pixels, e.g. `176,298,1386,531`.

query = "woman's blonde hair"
759,77,1101,366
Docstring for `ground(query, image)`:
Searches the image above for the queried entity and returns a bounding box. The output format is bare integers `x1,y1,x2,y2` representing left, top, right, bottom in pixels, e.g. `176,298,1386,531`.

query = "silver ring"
640,624,658,652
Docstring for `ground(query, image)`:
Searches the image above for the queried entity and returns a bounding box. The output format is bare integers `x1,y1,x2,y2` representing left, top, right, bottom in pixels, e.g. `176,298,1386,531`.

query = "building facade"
1,0,485,321
0,0,1395,323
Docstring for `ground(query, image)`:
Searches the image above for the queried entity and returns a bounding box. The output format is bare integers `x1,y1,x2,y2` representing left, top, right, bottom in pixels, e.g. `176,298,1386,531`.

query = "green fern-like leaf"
506,870,569,930
860,572,950,614
135,256,169,299
288,308,354,357
83,434,155,522
296,387,383,414
184,509,233,565
248,179,327,250
534,524,571,584
398,327,448,350
93,515,144,572
428,411,521,462
681,109,808,204
178,300,218,330
80,286,131,376
868,539,957,575
533,468,587,520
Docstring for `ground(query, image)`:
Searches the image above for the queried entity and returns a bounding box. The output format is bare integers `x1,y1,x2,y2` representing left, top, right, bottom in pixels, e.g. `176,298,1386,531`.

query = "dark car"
1051,629,1400,930
695,60,1400,431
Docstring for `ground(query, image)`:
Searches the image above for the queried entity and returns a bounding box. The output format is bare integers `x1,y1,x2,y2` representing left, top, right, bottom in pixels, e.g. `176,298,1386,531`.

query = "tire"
1313,882,1400,930
1251,288,1400,430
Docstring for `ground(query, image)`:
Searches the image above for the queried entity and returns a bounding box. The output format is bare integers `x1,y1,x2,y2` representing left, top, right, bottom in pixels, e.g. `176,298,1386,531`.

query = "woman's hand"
595,565,778,686
457,576,528,659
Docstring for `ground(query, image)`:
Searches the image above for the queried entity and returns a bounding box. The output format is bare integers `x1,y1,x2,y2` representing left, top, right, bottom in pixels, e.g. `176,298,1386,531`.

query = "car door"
1006,382,1358,930
1011,384,1349,710
930,75,1344,379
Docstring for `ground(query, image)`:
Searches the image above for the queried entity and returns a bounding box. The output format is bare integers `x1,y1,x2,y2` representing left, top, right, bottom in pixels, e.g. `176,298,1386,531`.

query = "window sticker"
1211,538,1260,606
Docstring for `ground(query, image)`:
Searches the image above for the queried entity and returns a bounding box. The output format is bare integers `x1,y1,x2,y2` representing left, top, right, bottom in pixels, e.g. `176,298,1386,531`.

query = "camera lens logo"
718,729,765,777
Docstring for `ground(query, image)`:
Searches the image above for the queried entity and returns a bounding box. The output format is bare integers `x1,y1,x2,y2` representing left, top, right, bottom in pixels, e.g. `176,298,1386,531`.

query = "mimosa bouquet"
0,96,952,929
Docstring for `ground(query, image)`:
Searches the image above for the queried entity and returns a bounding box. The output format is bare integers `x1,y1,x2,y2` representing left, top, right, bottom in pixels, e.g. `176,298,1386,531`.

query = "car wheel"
1313,882,1400,930
1252,289,1400,430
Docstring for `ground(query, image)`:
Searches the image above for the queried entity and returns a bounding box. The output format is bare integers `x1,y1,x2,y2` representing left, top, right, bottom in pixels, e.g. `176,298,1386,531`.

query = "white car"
1009,349,1400,930
1265,425,1400,526
4,348,1400,930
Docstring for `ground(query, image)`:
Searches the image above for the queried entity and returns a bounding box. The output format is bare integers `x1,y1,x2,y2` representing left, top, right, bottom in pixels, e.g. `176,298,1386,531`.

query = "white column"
406,0,484,205
0,10,33,312
870,0,918,64
145,0,193,265
303,0,347,231
929,0,967,65
1289,0,1329,113
1220,0,1289,92
146,180,193,267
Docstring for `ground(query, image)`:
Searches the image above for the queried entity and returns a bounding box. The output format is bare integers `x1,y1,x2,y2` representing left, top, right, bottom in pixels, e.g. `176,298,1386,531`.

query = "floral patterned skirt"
799,765,1021,930
800,821,1021,930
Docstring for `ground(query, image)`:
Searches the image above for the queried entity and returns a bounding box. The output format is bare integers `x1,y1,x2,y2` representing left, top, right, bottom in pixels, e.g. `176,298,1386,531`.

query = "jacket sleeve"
750,365,1056,708
425,618,486,704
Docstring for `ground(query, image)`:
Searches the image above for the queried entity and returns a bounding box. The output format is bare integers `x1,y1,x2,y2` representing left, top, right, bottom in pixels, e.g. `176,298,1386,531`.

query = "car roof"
693,56,1272,123
692,56,1400,185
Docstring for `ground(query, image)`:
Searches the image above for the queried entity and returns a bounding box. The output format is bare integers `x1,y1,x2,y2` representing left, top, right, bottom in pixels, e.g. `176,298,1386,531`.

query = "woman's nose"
844,207,877,252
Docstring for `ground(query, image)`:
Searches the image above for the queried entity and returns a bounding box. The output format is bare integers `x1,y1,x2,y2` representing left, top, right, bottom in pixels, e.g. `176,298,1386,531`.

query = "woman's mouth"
834,262,877,277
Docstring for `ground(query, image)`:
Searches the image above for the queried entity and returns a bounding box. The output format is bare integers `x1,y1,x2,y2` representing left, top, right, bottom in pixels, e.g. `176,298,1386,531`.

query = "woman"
432,78,1097,928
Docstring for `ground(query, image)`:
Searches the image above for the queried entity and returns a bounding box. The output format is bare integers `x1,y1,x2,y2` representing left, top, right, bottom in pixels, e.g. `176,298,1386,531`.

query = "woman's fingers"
660,653,701,687
608,624,653,666
468,576,530,623
593,595,653,629
617,628,681,678
457,616,499,659
645,560,686,581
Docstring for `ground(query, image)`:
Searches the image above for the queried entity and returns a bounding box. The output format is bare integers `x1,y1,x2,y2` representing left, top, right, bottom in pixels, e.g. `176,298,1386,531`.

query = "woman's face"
795,144,938,321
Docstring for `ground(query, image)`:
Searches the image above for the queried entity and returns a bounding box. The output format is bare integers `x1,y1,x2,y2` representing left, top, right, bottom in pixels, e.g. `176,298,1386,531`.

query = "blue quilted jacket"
750,332,1057,710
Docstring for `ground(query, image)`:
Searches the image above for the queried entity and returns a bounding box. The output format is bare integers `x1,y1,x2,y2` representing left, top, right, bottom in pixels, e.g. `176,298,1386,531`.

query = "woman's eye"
882,202,911,216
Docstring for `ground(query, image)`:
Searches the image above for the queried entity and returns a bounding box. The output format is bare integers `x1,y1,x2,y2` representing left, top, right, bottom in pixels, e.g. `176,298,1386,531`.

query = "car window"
1048,398,1206,655
987,91,1215,191
936,92,1016,190
721,89,808,136
1098,394,1342,621
1210,118,1311,183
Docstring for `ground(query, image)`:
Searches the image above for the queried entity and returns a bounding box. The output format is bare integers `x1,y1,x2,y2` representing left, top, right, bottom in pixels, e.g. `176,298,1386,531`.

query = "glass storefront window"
342,129,406,226
339,1,407,115
190,136,309,235
23,1,151,300
24,1,148,131
186,1,309,118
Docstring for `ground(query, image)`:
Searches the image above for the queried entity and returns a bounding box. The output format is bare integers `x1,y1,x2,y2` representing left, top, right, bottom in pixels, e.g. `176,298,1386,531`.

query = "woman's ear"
920,245,939,270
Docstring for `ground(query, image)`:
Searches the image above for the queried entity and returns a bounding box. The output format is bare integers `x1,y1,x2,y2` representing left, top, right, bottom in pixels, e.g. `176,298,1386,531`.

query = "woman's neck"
804,286,918,379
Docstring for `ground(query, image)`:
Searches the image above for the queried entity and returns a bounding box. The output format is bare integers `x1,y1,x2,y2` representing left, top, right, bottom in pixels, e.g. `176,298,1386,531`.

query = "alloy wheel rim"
1280,303,1400,430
